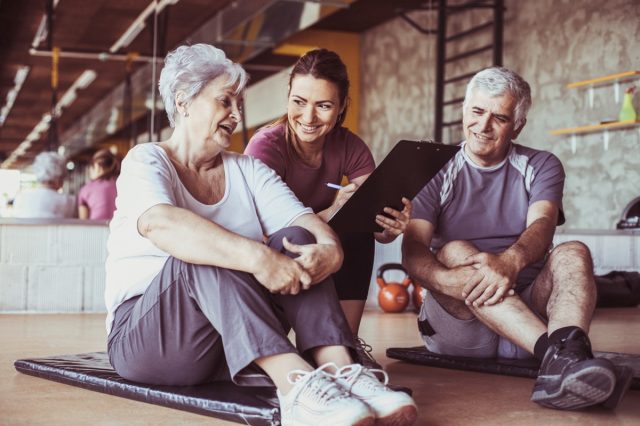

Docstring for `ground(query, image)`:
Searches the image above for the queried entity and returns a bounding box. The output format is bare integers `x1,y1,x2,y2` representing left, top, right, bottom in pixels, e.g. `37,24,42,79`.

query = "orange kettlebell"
377,263,411,313
412,284,426,313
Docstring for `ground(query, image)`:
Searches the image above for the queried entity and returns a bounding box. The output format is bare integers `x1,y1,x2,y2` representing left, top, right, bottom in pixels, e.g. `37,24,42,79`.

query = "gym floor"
1,308,639,425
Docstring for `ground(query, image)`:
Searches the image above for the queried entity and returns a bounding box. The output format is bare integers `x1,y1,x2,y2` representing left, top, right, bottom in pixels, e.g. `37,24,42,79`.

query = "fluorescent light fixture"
12,139,32,158
5,91,17,105
27,129,41,141
16,114,51,149
0,109,56,167
109,0,181,53
76,70,97,89
15,66,30,85
55,69,97,115
34,120,50,134
110,21,146,53
32,16,48,49
30,0,61,49
58,90,77,109
15,145,29,156
0,66,31,126
106,107,119,135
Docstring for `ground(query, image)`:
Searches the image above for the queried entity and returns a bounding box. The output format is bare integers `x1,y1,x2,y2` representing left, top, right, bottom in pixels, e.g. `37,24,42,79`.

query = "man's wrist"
500,247,526,274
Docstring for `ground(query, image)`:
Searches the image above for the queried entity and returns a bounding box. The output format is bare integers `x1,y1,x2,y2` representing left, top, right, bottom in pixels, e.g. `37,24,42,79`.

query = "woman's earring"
183,110,189,118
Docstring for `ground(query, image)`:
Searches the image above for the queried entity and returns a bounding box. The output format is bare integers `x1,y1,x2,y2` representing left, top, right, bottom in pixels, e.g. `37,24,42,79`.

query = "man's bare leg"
527,241,596,334
431,240,546,353
430,240,619,410
520,241,617,410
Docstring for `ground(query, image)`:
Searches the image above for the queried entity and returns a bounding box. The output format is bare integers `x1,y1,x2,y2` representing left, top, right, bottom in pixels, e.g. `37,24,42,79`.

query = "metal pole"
46,0,58,151
124,56,135,148
435,0,447,143
149,0,159,142
240,98,249,147
493,0,504,66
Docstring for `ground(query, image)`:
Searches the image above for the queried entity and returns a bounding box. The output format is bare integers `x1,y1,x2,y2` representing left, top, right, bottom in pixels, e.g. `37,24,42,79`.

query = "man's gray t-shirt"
412,141,565,290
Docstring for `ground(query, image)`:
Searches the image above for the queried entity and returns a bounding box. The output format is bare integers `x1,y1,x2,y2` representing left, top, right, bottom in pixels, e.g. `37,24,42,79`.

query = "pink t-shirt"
77,178,118,220
245,124,375,212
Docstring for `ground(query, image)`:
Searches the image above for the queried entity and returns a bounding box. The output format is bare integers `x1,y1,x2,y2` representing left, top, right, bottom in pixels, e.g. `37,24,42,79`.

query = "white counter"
1,222,638,313
0,219,109,312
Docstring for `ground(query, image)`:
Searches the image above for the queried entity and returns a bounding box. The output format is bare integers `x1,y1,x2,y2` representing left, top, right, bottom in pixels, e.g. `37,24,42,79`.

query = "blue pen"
326,183,343,190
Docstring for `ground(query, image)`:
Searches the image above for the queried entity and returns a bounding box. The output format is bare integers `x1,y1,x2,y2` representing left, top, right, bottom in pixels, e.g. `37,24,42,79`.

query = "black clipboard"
328,140,460,233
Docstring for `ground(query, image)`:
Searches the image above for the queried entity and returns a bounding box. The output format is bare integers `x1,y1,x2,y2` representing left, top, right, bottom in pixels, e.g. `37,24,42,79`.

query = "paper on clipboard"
328,140,460,233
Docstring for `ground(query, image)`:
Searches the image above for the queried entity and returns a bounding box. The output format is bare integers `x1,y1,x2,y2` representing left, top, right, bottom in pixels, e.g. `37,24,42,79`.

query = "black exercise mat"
14,352,280,426
386,346,640,390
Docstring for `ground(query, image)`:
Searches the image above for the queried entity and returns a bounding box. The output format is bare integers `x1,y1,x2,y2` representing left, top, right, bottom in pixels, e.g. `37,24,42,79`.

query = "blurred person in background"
78,148,120,220
13,151,75,218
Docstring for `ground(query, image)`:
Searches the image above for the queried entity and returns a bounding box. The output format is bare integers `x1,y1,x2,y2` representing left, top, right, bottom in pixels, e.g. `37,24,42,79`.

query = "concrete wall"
360,0,640,229
0,220,108,312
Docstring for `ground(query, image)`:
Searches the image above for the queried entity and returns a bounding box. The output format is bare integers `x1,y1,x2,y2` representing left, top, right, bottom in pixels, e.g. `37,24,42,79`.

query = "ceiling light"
30,0,61,49
0,66,31,126
109,0,181,53
15,145,29,156
54,69,97,115
76,70,97,89
110,21,146,53
57,90,77,109
14,66,30,85
3,111,54,167
26,130,40,142
106,107,119,135
34,120,50,134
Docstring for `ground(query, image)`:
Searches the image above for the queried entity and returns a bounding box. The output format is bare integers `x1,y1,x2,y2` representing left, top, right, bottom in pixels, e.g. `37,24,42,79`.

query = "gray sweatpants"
107,226,354,387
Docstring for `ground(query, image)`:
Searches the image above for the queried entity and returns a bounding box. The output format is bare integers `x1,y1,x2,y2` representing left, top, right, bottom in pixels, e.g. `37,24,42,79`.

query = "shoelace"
335,363,389,392
355,337,379,364
287,362,347,405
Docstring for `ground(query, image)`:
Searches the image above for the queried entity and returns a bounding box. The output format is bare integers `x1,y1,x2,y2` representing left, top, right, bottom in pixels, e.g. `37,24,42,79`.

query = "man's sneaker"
278,363,375,426
531,329,616,410
354,336,383,370
335,364,417,426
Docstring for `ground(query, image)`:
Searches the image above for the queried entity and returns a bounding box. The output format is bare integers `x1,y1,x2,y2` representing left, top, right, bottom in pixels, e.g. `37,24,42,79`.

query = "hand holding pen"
327,182,412,243
325,183,343,190
326,182,359,214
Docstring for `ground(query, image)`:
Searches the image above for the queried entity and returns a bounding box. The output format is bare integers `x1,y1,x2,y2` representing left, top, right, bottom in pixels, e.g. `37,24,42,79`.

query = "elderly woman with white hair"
104,43,416,426
13,151,75,218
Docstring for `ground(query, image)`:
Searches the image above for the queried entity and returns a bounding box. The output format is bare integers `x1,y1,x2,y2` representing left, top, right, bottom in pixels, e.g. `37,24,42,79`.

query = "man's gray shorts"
417,285,538,359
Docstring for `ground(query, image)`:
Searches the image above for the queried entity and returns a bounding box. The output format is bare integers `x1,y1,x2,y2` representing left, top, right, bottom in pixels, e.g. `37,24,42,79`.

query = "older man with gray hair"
403,67,629,410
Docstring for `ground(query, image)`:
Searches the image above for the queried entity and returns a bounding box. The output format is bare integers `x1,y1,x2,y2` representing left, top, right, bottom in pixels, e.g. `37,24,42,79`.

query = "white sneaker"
278,363,375,426
335,364,417,426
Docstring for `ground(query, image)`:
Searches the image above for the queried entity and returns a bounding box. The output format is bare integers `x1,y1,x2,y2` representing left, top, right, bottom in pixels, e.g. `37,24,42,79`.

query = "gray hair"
158,43,248,128
32,152,67,184
464,67,532,127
